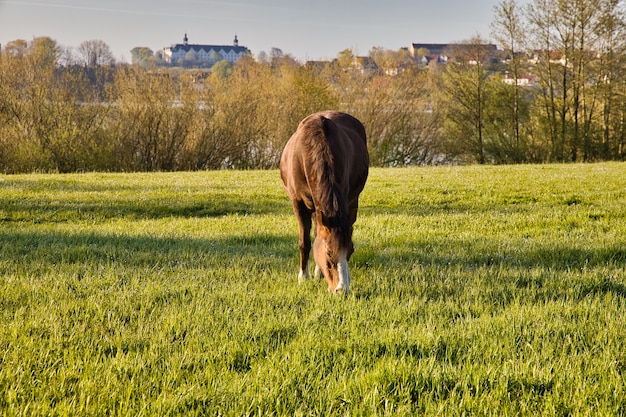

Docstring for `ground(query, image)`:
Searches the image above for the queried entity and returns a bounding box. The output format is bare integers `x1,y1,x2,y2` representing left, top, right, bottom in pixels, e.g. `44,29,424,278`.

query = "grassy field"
1,163,625,416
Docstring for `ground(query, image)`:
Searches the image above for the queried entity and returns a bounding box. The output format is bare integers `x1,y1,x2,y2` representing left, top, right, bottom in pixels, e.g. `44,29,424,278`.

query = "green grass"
1,164,625,416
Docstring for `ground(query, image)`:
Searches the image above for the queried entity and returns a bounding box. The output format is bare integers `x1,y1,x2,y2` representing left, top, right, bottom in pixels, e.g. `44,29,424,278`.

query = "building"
162,34,251,66
410,43,498,63
410,43,453,58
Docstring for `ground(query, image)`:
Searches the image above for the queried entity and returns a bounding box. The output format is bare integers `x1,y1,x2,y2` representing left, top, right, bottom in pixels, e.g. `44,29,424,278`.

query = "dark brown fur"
280,111,369,293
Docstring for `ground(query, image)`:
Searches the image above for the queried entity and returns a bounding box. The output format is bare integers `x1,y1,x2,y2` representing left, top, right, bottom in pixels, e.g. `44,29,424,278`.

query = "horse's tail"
303,115,350,241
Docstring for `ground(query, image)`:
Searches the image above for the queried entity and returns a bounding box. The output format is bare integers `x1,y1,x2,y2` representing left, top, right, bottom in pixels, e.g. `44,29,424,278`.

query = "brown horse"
280,111,369,294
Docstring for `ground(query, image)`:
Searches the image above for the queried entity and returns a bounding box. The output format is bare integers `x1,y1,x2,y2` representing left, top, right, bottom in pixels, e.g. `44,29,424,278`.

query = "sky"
0,0,506,62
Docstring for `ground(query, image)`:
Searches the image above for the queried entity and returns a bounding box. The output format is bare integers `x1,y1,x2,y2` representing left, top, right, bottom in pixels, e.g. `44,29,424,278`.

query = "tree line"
1,0,625,173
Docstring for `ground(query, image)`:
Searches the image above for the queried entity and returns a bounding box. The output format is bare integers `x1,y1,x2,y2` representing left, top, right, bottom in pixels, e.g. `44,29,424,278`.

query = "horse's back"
280,111,369,206
319,111,367,147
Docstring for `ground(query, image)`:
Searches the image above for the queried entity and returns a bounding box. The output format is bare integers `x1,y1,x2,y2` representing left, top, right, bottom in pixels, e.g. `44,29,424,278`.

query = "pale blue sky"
0,0,507,62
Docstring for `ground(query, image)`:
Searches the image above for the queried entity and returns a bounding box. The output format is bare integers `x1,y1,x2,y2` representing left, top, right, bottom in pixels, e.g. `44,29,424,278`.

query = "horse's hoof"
298,270,309,284
314,265,322,280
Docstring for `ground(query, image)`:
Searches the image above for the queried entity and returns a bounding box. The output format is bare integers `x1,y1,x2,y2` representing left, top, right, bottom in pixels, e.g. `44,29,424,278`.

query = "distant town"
129,33,538,86
139,34,498,68
134,33,527,87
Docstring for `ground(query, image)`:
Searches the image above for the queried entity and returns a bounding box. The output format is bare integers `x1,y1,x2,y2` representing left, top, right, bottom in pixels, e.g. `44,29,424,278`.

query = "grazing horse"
280,111,369,294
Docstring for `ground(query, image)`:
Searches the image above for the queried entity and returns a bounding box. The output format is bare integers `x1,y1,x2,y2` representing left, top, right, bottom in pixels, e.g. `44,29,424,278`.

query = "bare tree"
442,36,494,163
594,0,626,159
76,39,115,67
111,68,191,171
557,0,599,161
492,0,528,161
526,0,565,160
526,0,612,161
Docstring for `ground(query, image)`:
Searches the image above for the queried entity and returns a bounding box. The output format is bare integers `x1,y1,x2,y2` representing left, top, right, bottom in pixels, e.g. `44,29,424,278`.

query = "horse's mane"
301,115,351,244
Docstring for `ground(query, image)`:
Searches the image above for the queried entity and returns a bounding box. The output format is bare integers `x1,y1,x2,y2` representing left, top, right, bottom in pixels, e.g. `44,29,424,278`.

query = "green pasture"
1,164,625,416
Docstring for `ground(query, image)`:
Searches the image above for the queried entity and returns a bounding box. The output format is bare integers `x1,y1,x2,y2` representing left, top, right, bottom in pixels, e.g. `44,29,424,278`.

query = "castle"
162,34,251,65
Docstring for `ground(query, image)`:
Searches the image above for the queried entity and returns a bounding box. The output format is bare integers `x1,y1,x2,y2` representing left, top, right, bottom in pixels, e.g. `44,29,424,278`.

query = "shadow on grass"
351,236,626,301
353,237,626,272
0,176,290,222
0,195,289,222
4,227,622,283
577,277,626,298
0,229,296,271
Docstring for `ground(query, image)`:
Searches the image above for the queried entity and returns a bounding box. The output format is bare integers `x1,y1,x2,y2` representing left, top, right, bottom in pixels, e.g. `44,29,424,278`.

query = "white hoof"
298,269,309,284
314,265,322,280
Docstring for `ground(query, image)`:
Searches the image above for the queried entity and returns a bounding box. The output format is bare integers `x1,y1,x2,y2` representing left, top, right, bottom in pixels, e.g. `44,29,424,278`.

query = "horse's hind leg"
293,201,312,283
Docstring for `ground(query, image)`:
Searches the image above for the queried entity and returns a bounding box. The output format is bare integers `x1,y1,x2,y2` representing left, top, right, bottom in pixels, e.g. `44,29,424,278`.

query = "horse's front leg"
314,264,322,280
293,201,312,283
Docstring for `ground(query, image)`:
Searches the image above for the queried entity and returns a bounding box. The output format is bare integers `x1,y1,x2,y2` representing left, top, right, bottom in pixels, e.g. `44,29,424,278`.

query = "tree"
0,44,112,172
525,0,620,161
210,60,233,80
416,47,431,59
184,50,198,68
209,51,223,65
556,0,599,161
442,36,494,163
492,0,529,161
111,68,193,171
485,74,535,162
336,48,356,69
3,39,28,57
203,56,268,168
257,50,269,63
594,0,626,160
369,47,410,75
131,47,154,67
29,36,61,68
270,47,284,60
76,39,115,67
361,70,443,166
526,0,566,161
59,46,76,67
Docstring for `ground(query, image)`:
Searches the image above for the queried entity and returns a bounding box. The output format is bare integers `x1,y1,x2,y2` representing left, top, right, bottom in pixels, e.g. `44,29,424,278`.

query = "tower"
183,33,189,45
233,35,239,47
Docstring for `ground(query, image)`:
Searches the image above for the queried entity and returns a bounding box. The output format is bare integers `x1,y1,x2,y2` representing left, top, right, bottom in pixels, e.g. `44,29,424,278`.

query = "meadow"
0,163,625,416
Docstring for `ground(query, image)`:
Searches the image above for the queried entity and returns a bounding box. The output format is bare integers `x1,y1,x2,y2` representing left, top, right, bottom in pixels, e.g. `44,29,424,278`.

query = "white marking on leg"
334,250,350,294
298,262,310,283
314,264,321,280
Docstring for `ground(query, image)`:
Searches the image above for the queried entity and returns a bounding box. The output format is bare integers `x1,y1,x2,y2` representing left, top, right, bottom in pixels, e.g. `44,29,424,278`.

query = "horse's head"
313,216,354,294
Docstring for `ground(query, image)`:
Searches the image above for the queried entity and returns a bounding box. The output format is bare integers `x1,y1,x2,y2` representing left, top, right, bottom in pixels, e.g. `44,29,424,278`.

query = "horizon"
0,0,507,63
